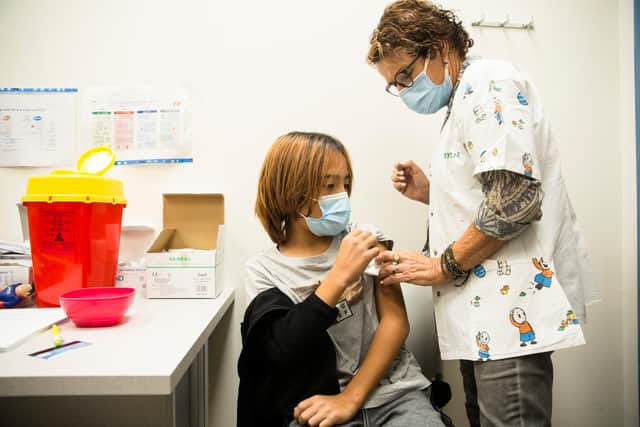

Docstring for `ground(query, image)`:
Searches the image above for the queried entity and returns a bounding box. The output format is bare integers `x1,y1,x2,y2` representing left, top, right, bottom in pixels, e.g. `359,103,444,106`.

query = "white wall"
0,1,635,426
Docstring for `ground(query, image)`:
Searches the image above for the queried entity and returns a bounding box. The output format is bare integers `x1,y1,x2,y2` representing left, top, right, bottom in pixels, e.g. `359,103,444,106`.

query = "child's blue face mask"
301,192,351,237
399,57,452,115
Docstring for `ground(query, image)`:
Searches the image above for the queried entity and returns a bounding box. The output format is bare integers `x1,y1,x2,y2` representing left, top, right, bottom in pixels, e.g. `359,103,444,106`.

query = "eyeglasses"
385,55,422,96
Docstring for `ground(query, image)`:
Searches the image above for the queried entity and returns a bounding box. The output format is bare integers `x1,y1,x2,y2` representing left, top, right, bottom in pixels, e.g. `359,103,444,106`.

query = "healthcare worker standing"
368,1,599,426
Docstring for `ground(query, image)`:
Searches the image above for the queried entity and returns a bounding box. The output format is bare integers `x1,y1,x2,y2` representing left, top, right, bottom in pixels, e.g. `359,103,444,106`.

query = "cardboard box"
146,194,224,298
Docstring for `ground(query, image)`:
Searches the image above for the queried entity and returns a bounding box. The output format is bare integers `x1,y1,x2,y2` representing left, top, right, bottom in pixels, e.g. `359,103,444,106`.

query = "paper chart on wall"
0,88,77,167
83,87,192,165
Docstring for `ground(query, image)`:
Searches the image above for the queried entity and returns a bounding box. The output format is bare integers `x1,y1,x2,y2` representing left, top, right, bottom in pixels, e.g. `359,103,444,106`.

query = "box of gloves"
146,194,225,298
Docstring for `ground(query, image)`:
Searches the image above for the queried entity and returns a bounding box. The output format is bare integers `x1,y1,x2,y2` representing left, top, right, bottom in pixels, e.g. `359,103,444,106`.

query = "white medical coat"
429,59,599,361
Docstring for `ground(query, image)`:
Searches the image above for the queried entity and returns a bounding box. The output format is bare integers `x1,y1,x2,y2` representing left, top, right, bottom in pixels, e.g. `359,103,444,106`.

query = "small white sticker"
335,299,353,323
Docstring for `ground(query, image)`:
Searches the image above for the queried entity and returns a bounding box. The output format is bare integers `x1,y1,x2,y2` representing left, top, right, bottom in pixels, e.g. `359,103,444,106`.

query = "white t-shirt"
428,59,598,361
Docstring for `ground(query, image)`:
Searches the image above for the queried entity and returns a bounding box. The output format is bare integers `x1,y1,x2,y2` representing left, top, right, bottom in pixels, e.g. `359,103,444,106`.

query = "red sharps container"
21,147,127,307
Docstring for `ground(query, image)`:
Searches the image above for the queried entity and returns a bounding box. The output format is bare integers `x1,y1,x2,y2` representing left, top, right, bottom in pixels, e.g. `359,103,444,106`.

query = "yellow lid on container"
22,147,127,205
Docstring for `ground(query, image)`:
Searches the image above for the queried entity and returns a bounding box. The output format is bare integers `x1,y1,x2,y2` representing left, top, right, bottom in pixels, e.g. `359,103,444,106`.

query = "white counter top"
0,288,234,397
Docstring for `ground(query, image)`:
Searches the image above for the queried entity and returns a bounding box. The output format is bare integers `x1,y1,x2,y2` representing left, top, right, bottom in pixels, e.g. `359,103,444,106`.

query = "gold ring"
393,252,400,263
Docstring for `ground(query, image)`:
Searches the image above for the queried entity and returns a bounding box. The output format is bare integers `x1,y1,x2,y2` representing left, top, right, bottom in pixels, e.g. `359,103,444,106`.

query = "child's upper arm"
373,242,408,323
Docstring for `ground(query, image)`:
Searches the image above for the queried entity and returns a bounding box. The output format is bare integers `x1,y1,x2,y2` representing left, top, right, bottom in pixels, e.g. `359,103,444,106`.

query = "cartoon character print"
497,259,511,276
522,153,533,177
493,98,503,125
512,119,525,129
473,105,487,123
532,257,553,290
476,331,491,361
463,83,474,99
463,141,473,154
510,307,537,347
558,310,580,331
517,92,528,105
479,150,487,164
489,80,502,92
473,264,486,278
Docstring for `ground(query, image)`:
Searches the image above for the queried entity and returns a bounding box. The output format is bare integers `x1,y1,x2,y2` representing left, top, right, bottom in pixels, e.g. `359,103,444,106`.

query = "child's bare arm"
293,244,409,426
341,249,409,406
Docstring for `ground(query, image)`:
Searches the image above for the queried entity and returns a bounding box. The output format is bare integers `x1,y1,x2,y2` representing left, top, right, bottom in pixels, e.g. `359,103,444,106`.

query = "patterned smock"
429,59,599,361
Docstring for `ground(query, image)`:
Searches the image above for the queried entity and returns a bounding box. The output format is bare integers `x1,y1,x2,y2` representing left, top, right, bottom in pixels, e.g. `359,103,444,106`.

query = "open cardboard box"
146,194,224,298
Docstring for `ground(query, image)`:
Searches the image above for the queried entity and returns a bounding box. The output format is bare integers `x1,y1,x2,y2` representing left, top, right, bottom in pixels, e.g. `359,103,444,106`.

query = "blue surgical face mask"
399,58,452,115
301,192,351,237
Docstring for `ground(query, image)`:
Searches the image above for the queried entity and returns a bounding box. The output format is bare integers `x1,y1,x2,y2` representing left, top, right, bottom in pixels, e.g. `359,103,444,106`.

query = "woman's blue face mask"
301,192,351,237
399,58,452,115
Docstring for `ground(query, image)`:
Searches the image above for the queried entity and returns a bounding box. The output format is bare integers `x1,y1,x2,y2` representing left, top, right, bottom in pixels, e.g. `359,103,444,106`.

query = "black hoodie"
237,287,340,427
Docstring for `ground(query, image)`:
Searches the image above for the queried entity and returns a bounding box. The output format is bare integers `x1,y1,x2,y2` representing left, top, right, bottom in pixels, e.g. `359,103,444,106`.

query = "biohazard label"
41,210,75,254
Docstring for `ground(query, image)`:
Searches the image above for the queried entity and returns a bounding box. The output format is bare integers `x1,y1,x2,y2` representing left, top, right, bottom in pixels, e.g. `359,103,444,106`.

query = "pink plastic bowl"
59,287,135,327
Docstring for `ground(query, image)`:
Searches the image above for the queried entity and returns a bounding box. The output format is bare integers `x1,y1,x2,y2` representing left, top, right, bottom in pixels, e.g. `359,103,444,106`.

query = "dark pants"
459,352,553,427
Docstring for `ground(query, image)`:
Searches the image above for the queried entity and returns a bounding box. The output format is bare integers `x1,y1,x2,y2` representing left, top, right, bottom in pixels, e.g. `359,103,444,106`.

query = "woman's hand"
376,250,449,286
327,230,379,287
392,160,429,204
293,392,360,427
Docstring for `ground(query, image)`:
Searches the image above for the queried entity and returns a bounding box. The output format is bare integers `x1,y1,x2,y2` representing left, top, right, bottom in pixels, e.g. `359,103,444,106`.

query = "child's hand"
293,392,359,427
328,230,379,288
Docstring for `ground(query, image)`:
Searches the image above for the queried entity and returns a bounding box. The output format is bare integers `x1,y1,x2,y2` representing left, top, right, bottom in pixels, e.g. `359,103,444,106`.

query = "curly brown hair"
367,0,473,64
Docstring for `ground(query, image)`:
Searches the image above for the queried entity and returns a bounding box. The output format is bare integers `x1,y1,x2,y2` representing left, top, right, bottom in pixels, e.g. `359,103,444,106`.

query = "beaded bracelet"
440,242,469,279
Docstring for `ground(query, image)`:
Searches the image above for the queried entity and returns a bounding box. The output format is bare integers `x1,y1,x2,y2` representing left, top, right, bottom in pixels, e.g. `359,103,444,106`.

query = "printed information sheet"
0,88,77,167
83,87,192,165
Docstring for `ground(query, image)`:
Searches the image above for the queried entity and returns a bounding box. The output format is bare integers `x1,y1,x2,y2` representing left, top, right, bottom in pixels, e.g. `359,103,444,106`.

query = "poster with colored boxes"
83,87,192,165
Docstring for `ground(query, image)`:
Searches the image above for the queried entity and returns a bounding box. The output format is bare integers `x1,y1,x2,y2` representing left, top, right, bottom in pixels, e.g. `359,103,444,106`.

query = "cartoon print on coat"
558,309,581,331
497,259,511,276
517,92,528,105
510,307,538,347
473,264,486,278
470,295,481,308
463,83,474,99
532,257,553,290
489,80,502,92
493,98,504,125
473,105,487,123
479,150,488,164
512,119,525,129
476,331,491,361
522,152,533,177
463,141,471,154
